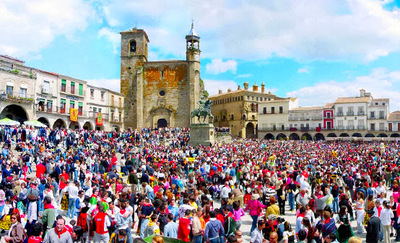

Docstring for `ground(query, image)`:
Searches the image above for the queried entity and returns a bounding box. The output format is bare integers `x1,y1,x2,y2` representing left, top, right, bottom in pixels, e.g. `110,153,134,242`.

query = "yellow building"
209,82,282,138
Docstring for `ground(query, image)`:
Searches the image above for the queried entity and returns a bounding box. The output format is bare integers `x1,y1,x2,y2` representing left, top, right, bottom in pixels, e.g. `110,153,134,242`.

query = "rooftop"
335,96,371,104
388,111,400,121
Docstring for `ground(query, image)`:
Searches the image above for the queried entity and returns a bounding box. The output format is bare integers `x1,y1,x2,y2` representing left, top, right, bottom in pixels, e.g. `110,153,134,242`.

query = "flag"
70,108,78,122
96,112,103,126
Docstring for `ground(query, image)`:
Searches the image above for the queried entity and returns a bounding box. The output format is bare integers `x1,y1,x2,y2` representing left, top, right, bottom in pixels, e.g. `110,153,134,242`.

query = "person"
282,221,295,243
143,214,160,238
163,213,178,238
348,236,362,243
366,209,381,243
71,226,84,243
177,210,191,242
222,205,236,236
204,211,225,243
250,220,266,243
93,203,111,243
380,200,393,243
245,194,266,233
109,229,128,243
234,230,243,243
3,212,25,243
265,197,279,218
42,196,56,235
297,229,307,243
192,207,204,243
325,233,339,243
64,181,79,219
269,232,278,243
337,206,353,243
43,217,73,243
354,192,365,234
115,199,132,242
321,211,336,238
152,235,164,243
232,201,245,230
26,193,38,237
24,221,44,243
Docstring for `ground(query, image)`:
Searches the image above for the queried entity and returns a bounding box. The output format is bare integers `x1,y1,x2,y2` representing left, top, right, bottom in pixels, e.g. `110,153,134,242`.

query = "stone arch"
289,133,300,140
129,40,136,53
83,121,93,130
112,125,120,132
390,133,400,137
352,133,362,137
157,118,168,128
377,133,388,137
96,125,104,131
37,117,50,127
0,104,28,123
264,133,275,140
365,133,375,137
314,133,325,141
339,133,350,137
69,121,80,130
246,123,255,138
276,133,287,140
53,119,66,129
302,133,312,140
327,133,337,137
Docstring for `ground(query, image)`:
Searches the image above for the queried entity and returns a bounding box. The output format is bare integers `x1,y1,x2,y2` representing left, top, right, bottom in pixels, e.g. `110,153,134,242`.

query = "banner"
96,112,103,126
70,108,78,122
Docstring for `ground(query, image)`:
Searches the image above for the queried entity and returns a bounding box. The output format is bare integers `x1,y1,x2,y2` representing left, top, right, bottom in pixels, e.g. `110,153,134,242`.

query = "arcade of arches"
0,105,28,123
263,132,400,140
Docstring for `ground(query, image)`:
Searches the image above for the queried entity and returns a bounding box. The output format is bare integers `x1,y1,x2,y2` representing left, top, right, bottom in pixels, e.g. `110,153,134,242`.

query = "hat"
267,214,277,221
367,210,375,215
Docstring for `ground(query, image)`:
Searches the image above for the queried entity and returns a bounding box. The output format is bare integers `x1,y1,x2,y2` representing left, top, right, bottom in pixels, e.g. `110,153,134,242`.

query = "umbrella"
24,120,47,128
0,118,20,126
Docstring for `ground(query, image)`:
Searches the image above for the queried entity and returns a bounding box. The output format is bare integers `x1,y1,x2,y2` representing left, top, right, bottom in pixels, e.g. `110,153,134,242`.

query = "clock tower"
186,22,201,113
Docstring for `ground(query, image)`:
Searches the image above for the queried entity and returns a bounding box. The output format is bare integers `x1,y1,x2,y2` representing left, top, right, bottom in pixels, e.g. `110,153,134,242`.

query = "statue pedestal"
189,123,215,147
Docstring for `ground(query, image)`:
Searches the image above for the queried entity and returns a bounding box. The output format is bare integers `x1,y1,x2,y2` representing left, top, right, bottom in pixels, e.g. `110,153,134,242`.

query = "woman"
354,192,365,234
381,200,394,243
3,212,25,243
337,206,354,243
26,194,38,237
232,201,245,230
244,194,266,233
265,196,279,218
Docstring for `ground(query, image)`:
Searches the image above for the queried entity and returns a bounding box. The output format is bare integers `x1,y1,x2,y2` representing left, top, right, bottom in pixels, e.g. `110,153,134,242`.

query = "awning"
6,82,14,87
20,84,27,89
70,100,75,104
61,79,66,85
78,102,83,106
60,99,66,103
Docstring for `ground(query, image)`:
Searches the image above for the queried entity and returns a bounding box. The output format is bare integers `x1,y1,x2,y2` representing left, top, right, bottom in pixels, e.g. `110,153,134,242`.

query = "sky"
2,0,400,111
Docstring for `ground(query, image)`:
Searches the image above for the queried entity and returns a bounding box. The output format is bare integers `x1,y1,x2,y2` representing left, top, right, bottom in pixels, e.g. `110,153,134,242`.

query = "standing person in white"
64,181,79,219
380,200,394,243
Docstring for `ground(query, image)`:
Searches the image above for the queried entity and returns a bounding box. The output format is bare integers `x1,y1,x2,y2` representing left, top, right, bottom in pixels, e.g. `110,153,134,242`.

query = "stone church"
120,24,204,129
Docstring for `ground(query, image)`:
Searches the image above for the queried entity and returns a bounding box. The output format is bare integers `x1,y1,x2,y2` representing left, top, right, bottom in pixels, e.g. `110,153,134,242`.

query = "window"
20,88,27,98
111,95,115,106
70,100,75,109
79,84,83,96
78,102,83,115
230,114,234,120
370,111,375,118
60,99,66,113
159,90,165,96
6,86,13,96
161,71,164,78
47,101,52,112
379,123,384,131
101,92,105,100
98,108,102,113
90,89,94,99
279,106,283,114
130,40,136,53
43,81,50,93
271,107,275,114
119,98,122,107
61,79,66,92
327,112,331,118
337,107,343,115
71,82,75,94
263,107,267,114
379,111,384,119
93,107,97,112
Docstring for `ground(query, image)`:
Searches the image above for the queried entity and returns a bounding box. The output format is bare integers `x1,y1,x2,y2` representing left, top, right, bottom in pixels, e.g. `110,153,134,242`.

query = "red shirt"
36,163,46,178
59,173,69,189
178,217,191,242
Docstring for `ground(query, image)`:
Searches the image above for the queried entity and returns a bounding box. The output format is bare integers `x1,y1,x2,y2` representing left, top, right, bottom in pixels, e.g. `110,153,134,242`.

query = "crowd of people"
0,125,398,243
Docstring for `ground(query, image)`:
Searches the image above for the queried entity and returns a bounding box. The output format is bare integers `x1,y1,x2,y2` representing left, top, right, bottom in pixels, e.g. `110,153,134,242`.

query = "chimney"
218,89,222,94
244,82,249,90
360,89,365,97
238,85,241,90
261,82,265,93
253,83,258,92
227,88,231,92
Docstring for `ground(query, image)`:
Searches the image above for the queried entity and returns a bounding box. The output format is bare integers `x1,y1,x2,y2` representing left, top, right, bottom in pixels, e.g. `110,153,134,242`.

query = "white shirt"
64,184,79,199
380,208,394,226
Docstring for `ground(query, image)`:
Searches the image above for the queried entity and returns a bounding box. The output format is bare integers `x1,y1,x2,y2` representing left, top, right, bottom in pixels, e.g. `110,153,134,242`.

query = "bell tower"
186,22,201,115
120,28,150,129
186,22,200,62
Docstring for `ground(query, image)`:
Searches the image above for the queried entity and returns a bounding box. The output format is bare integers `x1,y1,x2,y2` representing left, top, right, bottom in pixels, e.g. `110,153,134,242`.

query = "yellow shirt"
266,204,280,217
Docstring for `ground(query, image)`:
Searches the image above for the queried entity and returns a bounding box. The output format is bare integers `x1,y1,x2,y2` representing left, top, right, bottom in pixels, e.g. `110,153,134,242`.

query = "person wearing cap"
366,209,381,243
263,214,278,240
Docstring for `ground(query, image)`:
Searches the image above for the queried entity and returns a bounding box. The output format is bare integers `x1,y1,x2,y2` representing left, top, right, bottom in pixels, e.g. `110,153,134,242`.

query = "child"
144,214,160,238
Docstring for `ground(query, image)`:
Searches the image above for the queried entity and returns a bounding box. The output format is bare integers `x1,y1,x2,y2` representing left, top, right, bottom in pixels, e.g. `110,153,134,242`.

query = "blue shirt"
164,222,178,238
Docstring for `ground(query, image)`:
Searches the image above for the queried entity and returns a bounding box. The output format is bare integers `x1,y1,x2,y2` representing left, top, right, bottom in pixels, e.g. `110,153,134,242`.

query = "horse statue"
191,99,214,123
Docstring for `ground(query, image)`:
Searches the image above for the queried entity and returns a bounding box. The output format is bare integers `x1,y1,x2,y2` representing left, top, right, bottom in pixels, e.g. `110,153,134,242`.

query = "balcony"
346,112,354,116
357,112,365,116
88,111,109,121
0,91,34,103
40,85,52,94
336,112,344,116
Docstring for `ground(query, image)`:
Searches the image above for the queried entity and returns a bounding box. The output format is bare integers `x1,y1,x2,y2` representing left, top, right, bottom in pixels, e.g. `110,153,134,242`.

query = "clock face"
194,54,199,61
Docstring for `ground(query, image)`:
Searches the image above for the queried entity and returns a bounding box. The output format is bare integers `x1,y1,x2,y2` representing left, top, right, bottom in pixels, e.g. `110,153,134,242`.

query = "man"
250,220,266,243
93,204,111,243
164,213,178,238
222,205,236,236
42,196,56,234
192,208,204,243
128,169,138,193
220,182,231,200
204,211,225,243
366,209,381,243
232,183,244,207
43,217,73,243
269,232,278,243
116,199,132,243
234,230,243,243
178,210,191,242
324,233,339,243
64,181,79,219
109,229,128,243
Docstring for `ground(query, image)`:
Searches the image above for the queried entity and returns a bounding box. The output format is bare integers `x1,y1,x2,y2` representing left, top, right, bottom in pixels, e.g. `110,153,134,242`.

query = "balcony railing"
88,111,109,121
358,112,365,116
336,112,344,116
346,112,354,116
0,91,34,103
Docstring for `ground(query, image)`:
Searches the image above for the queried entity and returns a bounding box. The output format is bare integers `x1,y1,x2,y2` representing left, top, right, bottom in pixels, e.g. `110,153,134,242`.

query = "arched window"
130,40,136,53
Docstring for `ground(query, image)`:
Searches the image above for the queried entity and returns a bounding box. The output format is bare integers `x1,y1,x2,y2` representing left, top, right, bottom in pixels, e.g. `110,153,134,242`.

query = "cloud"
206,59,237,75
286,67,400,111
203,79,238,96
298,68,309,73
98,27,120,54
87,79,120,92
99,0,400,62
0,0,93,58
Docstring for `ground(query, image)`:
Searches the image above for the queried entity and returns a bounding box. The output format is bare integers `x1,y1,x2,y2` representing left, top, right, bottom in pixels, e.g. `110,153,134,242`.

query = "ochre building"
120,25,204,129
209,83,282,138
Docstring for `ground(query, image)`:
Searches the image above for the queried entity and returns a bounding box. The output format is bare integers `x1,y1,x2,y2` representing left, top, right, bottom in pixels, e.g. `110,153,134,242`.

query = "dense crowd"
0,125,398,243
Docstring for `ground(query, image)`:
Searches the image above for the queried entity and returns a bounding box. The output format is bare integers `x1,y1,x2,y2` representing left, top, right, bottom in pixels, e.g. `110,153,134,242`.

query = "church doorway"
157,119,168,128
245,123,255,138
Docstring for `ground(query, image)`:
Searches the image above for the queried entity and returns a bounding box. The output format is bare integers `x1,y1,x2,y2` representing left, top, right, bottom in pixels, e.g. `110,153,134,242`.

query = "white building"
334,97,369,131
35,69,60,127
258,98,298,131
288,106,323,132
368,98,389,132
388,111,400,132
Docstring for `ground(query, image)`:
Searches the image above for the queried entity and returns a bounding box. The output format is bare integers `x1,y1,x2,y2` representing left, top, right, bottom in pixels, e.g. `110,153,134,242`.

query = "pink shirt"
233,208,245,221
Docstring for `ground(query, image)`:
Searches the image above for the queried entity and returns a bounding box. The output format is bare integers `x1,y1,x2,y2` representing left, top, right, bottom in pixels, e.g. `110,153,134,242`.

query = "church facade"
120,25,204,129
